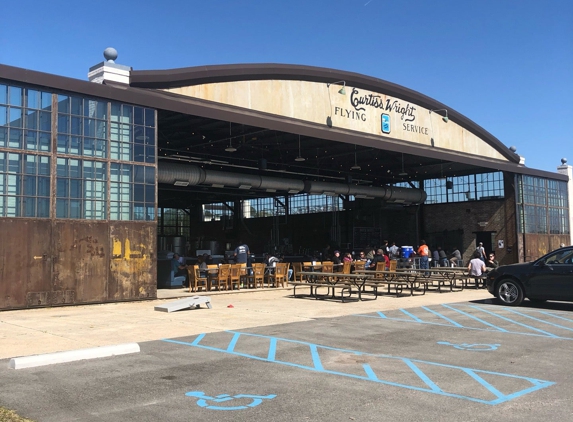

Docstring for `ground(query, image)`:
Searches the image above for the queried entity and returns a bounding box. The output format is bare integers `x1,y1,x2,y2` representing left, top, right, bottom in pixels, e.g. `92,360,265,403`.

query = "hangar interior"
0,57,570,309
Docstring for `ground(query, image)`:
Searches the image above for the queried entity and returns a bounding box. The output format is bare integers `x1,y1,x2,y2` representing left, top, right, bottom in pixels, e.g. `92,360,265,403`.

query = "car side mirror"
538,260,546,267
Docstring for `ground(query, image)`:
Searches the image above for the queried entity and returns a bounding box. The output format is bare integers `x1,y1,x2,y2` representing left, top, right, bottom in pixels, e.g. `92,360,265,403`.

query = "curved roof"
131,63,519,163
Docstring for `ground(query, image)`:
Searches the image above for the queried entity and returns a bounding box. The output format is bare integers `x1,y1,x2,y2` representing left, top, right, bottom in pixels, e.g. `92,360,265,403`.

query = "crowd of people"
171,239,501,286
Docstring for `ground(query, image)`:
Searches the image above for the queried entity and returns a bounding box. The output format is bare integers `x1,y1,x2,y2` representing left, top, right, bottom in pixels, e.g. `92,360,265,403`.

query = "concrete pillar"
557,158,573,246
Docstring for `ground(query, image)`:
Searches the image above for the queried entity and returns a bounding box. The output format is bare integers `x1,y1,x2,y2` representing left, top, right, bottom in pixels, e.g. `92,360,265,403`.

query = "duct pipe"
158,162,426,204
158,162,304,193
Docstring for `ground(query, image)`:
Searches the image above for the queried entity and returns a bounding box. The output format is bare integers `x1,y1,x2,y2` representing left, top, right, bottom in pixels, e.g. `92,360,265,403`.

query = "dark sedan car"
486,246,573,306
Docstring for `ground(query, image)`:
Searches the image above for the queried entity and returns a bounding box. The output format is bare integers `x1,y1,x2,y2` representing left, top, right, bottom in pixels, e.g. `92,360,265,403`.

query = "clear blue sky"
2,0,571,173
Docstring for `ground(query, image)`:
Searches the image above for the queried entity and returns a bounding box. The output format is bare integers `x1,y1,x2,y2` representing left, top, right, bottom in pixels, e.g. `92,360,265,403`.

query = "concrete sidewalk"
0,287,493,360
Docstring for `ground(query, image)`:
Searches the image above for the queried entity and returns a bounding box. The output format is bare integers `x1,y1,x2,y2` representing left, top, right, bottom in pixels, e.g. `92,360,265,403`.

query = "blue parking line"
162,331,554,405
309,344,324,371
461,367,506,400
466,305,560,338
403,358,441,392
227,332,241,352
268,338,277,361
488,307,573,332
421,306,464,327
441,304,509,332
534,310,573,324
400,309,425,323
353,310,573,340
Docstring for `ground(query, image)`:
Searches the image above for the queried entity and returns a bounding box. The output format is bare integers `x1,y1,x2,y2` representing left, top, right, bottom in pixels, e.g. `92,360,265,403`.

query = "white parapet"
88,61,131,84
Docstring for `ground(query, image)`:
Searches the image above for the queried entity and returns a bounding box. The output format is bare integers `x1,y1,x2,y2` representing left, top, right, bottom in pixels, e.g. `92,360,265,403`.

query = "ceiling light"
351,145,361,170
225,121,237,152
173,180,189,187
294,135,306,162
397,153,408,176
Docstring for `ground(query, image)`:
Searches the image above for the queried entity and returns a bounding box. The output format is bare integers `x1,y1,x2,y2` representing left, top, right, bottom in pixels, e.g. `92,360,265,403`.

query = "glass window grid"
110,103,155,164
243,197,287,218
0,84,52,151
517,175,569,235
0,152,50,217
202,202,234,222
57,95,108,157
56,157,107,219
159,208,190,235
110,163,155,221
288,194,344,215
1,82,158,221
424,172,504,204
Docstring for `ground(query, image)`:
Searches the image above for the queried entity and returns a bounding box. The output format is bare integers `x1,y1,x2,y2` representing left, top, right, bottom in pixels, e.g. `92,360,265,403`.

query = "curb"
8,343,140,370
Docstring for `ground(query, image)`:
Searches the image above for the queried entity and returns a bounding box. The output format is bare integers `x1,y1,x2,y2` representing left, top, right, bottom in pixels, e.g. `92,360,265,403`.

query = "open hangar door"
153,108,490,268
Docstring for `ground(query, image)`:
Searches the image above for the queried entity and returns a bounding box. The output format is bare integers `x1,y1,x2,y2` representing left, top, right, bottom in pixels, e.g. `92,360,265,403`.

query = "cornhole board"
154,296,212,313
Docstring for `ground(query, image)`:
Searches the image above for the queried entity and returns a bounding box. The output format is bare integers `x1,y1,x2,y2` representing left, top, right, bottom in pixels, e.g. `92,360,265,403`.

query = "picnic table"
290,271,374,302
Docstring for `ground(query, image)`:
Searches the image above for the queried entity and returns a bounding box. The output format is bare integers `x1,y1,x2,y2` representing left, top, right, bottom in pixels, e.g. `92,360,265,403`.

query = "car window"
543,250,573,265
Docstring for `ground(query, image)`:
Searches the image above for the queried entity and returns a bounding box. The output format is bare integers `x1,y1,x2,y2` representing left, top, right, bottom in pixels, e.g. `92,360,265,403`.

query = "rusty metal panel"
109,222,157,301
52,221,110,304
0,219,52,310
26,290,75,307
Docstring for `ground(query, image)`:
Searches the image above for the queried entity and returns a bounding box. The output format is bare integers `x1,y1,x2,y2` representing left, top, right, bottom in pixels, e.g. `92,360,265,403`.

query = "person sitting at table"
449,247,462,267
437,246,448,267
197,255,208,277
343,252,353,263
367,249,385,270
485,252,499,270
468,251,486,276
332,250,342,264
171,253,189,287
264,253,280,269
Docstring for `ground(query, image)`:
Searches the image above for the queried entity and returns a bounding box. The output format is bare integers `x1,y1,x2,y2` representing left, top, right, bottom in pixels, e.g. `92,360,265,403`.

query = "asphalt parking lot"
2,299,573,422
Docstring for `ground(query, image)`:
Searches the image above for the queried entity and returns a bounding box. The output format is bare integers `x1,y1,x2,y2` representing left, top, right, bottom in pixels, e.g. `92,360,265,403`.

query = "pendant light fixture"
350,145,361,170
398,153,408,176
294,135,306,162
225,122,237,152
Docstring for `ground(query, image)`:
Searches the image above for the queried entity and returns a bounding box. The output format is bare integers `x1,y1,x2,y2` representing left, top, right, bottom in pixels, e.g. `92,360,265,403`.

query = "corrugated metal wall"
0,219,156,310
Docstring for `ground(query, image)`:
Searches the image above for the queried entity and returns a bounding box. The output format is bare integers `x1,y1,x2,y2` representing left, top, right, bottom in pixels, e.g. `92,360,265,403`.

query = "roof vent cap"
103,47,118,63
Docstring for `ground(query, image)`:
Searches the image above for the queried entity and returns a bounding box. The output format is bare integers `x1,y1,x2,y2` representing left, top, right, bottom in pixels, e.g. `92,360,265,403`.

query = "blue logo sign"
381,114,391,133
437,341,500,351
186,391,277,410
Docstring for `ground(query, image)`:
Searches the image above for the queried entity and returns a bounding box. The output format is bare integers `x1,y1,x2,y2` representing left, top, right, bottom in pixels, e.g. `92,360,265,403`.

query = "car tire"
496,279,524,306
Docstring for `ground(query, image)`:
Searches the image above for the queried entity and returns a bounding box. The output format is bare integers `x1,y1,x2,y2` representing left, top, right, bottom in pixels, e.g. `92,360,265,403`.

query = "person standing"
382,240,390,256
476,242,486,262
234,241,250,265
389,242,400,260
417,240,429,271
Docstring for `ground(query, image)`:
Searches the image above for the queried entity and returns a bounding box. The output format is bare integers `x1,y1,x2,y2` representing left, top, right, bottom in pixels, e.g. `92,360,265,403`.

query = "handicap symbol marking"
437,341,500,351
185,391,276,410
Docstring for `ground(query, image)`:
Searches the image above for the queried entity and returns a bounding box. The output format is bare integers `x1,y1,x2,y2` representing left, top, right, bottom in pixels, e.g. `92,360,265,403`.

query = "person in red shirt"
417,240,429,271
